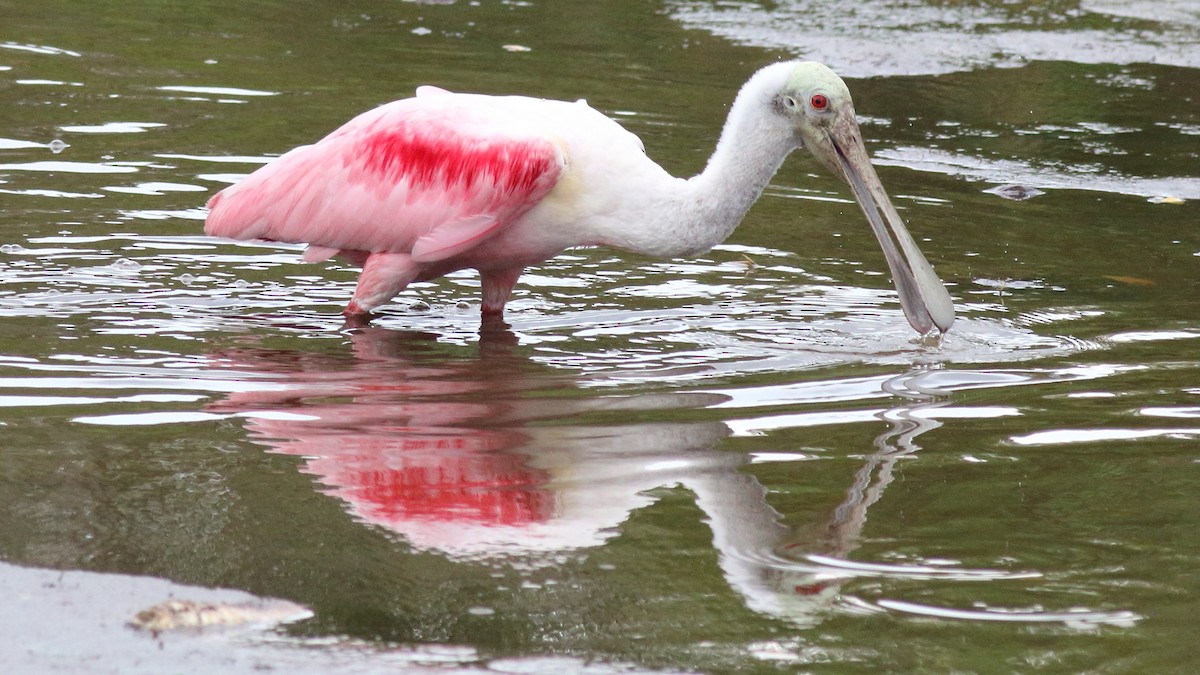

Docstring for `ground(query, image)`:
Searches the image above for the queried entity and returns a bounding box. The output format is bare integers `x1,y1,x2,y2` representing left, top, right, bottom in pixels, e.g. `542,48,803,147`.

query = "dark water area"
1,1,1198,672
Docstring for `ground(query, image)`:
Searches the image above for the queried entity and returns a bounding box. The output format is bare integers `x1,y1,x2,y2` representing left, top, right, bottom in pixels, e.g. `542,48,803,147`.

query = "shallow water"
1,1,1198,672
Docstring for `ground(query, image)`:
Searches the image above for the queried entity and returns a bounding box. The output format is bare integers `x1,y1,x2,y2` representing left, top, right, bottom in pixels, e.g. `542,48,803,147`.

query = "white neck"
620,67,799,258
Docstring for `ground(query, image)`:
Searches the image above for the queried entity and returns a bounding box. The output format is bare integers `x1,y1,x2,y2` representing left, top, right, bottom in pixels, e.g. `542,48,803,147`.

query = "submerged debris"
129,598,312,634
984,184,1045,201
1103,275,1155,287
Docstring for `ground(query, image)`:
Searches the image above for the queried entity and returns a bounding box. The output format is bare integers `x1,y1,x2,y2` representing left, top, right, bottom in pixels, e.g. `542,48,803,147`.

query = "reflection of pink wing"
244,416,564,547
204,97,565,263
205,339,730,559
210,345,558,536
286,434,556,527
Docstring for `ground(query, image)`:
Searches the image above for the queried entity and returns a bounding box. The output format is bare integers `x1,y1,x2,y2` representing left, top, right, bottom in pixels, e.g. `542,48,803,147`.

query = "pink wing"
204,96,565,264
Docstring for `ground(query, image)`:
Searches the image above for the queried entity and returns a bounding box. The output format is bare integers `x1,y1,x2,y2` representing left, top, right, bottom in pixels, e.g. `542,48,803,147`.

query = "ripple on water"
155,85,280,104
873,599,1139,628
0,234,1105,372
102,182,210,196
0,138,57,151
0,160,139,174
668,0,1200,76
874,146,1200,201
59,122,168,134
0,41,82,57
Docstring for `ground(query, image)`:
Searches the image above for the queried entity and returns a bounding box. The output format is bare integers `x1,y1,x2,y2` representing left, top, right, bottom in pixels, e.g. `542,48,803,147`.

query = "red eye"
810,94,829,110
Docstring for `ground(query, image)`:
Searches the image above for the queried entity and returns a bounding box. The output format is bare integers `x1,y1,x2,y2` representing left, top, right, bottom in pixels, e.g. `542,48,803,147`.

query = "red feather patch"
358,123,556,196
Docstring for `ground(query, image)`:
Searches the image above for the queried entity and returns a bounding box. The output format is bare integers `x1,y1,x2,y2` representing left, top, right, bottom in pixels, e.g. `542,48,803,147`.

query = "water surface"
1,1,1198,672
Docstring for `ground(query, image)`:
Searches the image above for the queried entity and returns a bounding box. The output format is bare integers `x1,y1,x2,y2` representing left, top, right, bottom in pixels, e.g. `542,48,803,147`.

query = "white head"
752,61,955,334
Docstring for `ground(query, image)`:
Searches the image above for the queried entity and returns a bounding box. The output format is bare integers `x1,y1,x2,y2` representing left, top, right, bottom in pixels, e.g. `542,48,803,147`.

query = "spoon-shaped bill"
826,125,955,334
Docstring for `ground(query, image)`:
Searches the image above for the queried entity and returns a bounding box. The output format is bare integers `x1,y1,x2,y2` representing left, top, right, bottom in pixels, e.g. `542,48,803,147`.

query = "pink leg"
345,252,420,316
338,249,370,268
480,267,524,316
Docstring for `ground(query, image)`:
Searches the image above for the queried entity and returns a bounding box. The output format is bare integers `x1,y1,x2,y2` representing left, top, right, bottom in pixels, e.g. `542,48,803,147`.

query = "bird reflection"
207,325,949,626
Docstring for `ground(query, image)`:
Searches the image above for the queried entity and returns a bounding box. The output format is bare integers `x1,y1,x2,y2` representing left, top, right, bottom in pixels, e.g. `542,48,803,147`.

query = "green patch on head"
784,61,851,99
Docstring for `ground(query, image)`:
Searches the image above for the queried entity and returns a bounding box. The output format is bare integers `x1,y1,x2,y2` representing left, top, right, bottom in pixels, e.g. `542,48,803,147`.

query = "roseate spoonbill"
204,61,955,333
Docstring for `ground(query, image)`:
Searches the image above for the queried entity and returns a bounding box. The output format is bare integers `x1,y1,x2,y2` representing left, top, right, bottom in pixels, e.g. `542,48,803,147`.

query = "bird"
204,61,955,334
